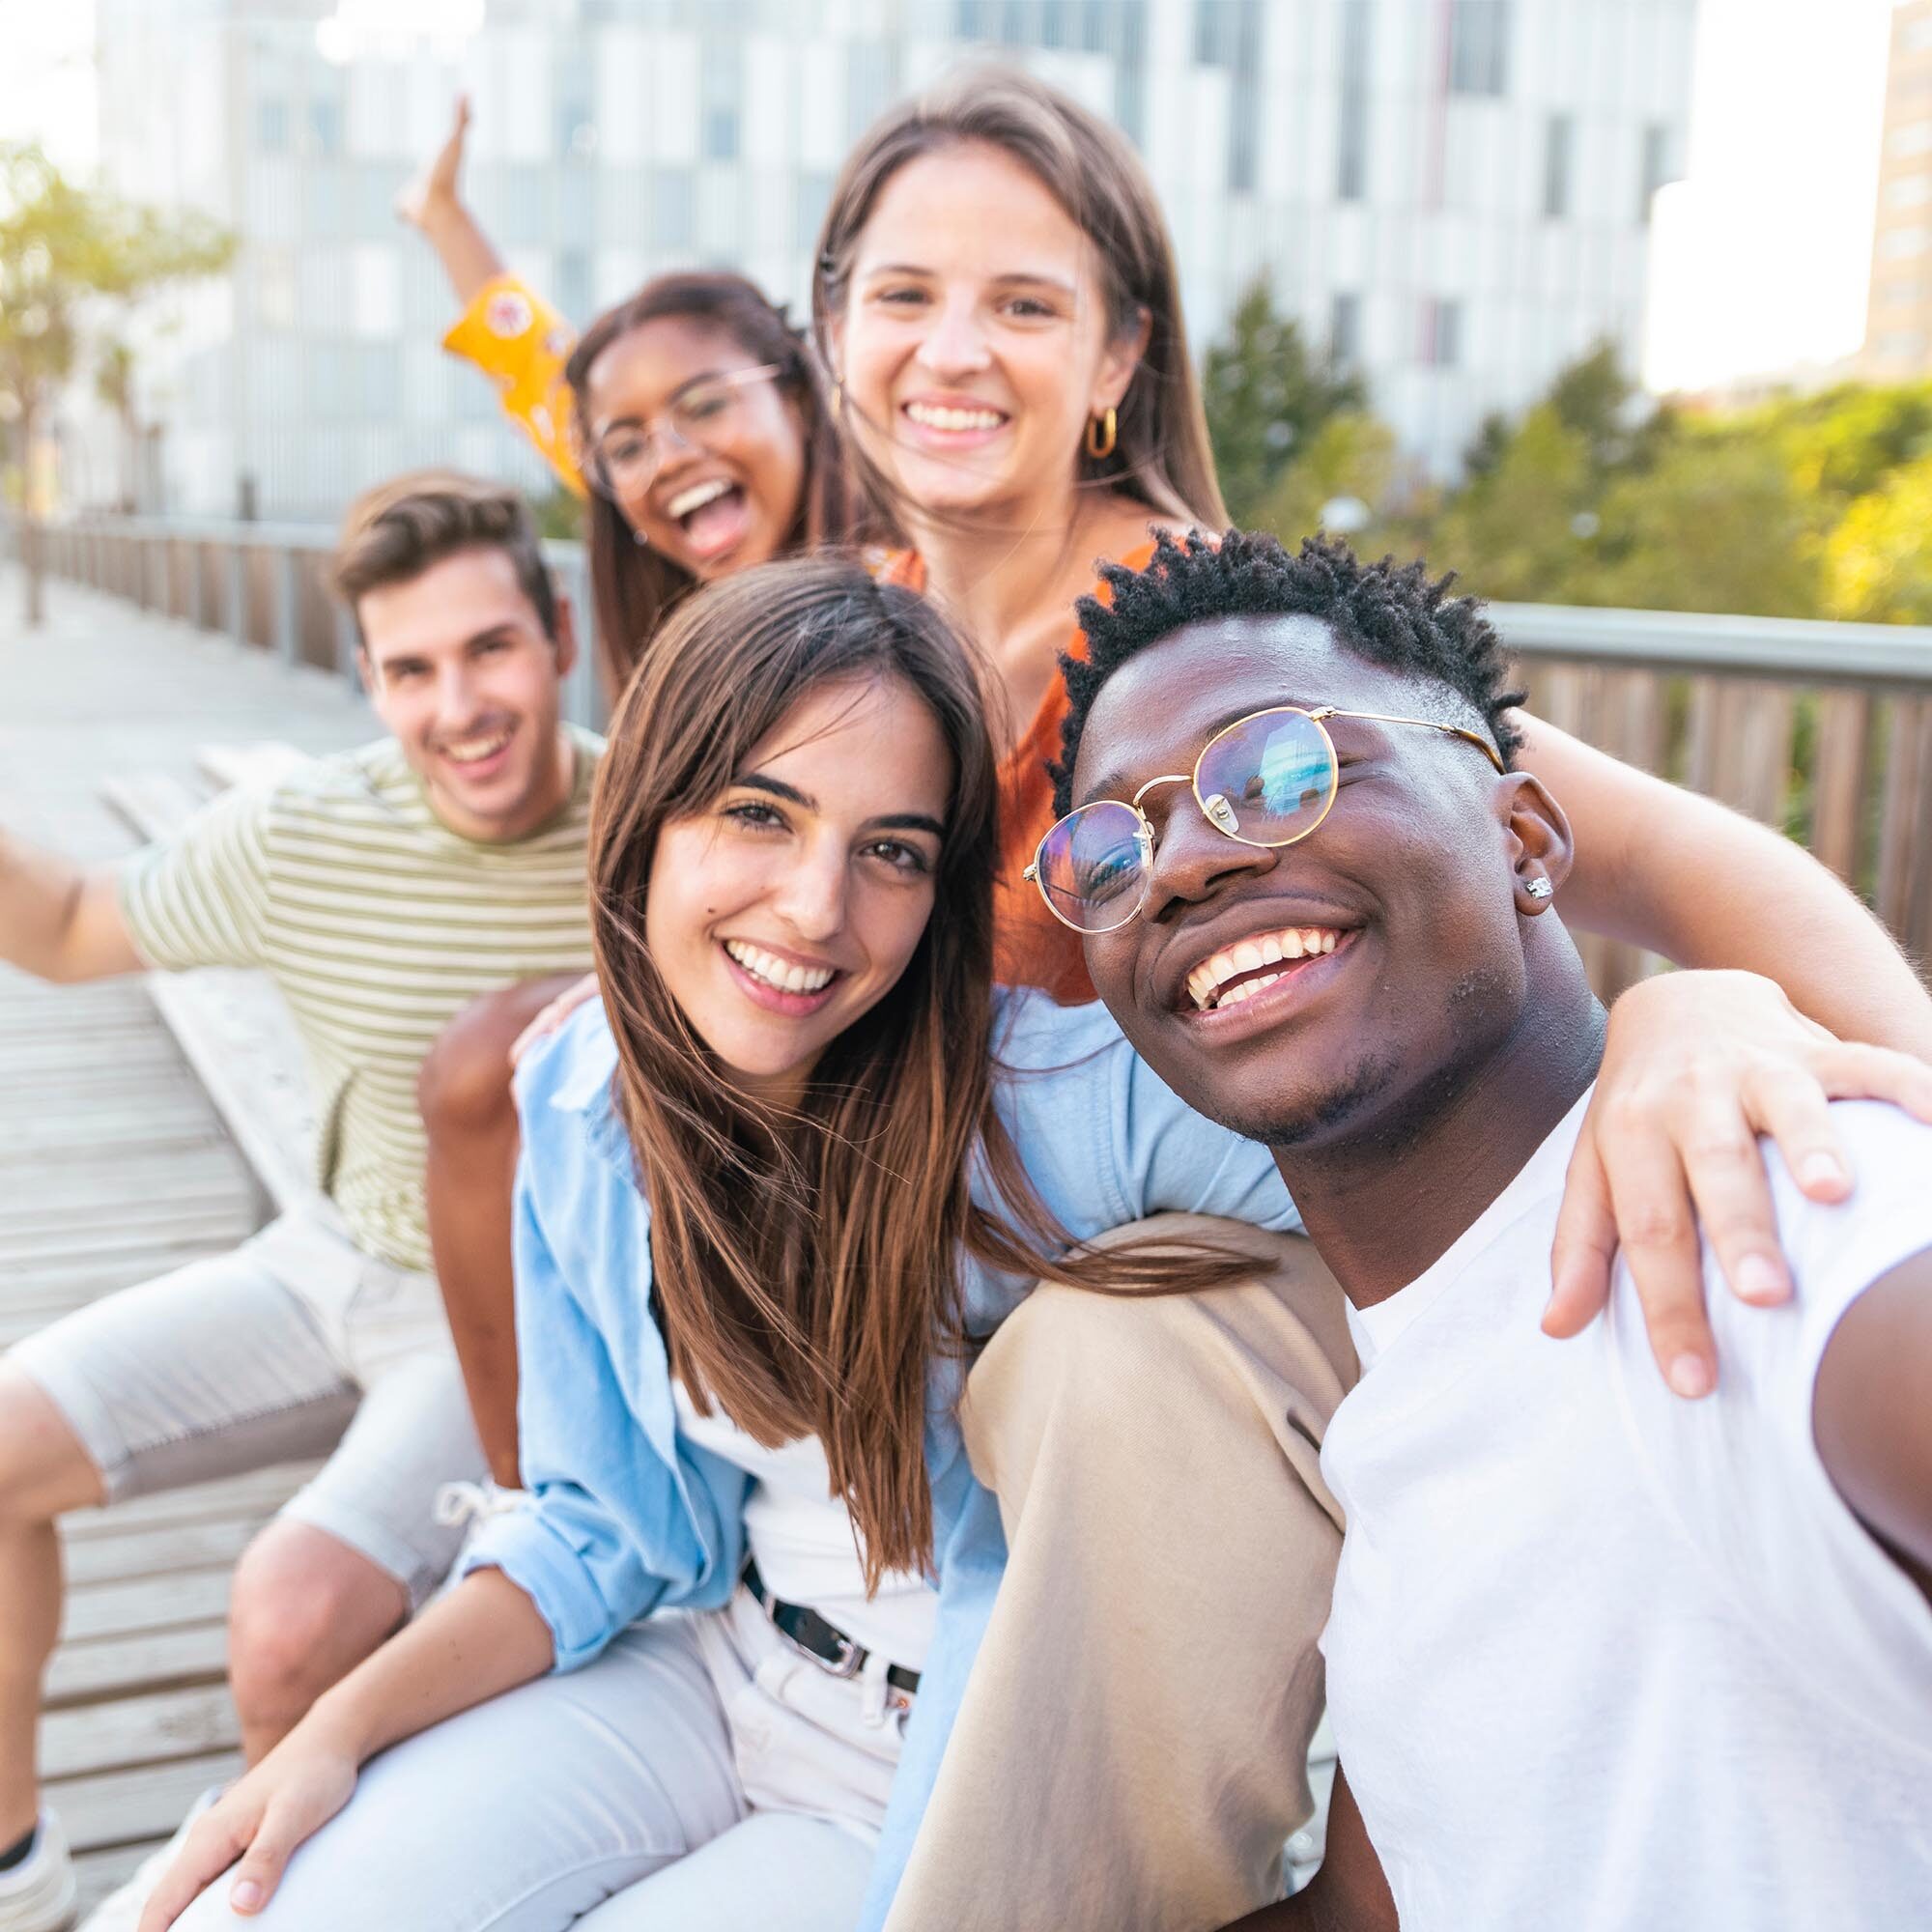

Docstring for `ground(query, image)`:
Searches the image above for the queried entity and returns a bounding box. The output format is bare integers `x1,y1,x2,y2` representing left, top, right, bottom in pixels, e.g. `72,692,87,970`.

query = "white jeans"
172,1590,903,1931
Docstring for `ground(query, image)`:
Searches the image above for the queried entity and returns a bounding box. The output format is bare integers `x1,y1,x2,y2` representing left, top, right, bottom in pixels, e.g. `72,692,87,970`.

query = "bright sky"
0,0,1897,395
1645,0,1896,392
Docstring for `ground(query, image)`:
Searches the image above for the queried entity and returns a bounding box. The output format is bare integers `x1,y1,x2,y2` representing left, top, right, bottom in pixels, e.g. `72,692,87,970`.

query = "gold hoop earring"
1085,406,1118,461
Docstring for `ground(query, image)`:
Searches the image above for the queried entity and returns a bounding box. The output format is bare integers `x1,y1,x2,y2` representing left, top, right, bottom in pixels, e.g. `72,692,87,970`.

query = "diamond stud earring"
1524,878,1553,901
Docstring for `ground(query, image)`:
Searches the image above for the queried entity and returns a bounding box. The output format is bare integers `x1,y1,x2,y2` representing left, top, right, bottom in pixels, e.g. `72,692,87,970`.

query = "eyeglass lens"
591,379,753,495
1036,710,1338,932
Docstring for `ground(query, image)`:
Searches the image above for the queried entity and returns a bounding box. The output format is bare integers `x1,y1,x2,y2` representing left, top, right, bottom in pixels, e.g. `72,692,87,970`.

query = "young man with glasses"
1039,529,1932,1930
0,473,600,1932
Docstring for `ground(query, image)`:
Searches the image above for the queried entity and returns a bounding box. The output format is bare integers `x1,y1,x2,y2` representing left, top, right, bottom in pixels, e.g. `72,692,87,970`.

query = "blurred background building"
86,0,1694,520
1863,0,1932,377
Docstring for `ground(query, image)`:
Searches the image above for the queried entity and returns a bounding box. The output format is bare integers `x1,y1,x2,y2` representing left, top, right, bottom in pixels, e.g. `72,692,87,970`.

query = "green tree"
1589,431,1821,617
1822,452,1932,623
1428,405,1598,603
0,144,232,624
1202,276,1365,525
1251,411,1398,549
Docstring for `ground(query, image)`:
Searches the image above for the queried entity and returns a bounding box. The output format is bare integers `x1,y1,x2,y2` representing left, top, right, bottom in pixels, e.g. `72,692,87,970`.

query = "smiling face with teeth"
1074,611,1575,1151
831,142,1146,527
642,673,952,1105
582,314,808,580
357,547,578,844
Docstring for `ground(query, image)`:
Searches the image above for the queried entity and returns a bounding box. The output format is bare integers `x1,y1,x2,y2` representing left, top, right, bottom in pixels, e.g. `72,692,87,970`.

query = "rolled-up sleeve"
454,1057,751,1670
452,1179,662,1668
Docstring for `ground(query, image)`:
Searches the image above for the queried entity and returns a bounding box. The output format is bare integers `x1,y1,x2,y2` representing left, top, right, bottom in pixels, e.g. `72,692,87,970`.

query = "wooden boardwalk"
0,567,368,1911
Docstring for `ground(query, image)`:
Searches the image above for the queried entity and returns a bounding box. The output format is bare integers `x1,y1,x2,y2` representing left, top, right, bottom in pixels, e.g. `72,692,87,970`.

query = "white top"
1319,1093,1932,1932
671,1381,938,1668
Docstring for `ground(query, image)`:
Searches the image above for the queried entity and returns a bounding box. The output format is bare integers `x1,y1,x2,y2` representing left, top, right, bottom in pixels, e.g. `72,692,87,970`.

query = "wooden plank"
74,1839,158,1914
60,1465,319,1543
196,741,311,793
44,1623,231,1705
1876,696,1932,964
143,972,313,1215
65,1570,234,1643
47,1752,244,1854
1810,690,1872,886
62,1517,260,1590
42,1683,240,1780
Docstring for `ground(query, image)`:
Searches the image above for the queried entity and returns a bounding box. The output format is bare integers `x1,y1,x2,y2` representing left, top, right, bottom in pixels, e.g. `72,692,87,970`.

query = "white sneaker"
0,1812,78,1932
74,1790,222,1932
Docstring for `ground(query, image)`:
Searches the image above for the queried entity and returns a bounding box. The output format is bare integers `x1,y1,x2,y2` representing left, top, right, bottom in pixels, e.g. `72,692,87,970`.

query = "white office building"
89,0,1695,518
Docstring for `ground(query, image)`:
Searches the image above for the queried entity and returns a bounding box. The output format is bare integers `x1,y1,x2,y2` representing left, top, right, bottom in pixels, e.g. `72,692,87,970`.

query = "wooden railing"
20,516,606,731
1494,602,1932,994
16,517,1932,997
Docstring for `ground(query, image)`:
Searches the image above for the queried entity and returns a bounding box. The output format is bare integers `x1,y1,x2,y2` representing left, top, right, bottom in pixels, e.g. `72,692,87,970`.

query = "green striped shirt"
119,728,602,1271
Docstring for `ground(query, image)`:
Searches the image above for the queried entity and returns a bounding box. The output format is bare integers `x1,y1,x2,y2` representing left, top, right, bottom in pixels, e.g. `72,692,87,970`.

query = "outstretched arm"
0,830,141,982
395,95,504,306
1516,715,1932,1394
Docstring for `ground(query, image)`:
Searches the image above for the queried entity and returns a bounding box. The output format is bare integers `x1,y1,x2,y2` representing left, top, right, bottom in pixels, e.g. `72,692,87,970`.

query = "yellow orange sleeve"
441,275,585,497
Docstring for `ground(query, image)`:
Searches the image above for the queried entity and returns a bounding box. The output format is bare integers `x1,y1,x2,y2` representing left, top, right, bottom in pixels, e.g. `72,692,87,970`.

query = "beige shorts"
10,1206,486,1606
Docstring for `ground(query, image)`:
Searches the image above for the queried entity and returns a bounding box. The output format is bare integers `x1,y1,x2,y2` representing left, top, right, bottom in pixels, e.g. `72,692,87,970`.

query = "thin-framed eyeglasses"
1023,704,1506,935
582,364,783,500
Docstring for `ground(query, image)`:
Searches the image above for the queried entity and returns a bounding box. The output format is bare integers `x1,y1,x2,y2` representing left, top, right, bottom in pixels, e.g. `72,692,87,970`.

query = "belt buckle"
774,1605,864,1679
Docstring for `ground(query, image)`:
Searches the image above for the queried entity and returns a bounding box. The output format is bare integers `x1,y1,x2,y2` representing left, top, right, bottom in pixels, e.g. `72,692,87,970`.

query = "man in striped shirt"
0,474,599,1932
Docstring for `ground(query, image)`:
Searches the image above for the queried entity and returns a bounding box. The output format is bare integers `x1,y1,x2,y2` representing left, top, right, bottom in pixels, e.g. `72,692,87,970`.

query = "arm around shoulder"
0,831,141,982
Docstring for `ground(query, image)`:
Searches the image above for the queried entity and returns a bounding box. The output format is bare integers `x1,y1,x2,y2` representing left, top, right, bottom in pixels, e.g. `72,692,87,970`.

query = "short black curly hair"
1051,528,1526,818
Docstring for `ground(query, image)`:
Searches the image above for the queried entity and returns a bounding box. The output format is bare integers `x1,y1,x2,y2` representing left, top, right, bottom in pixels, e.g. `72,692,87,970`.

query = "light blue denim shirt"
456,987,1296,1928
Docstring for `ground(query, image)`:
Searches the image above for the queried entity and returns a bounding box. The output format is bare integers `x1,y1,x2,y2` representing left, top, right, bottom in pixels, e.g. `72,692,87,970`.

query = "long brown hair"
811,66,1229,533
565,273,861,698
590,556,1246,1583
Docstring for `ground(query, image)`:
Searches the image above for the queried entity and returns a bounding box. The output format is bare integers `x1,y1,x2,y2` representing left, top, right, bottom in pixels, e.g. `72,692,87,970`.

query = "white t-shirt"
671,1381,938,1668
1319,1093,1932,1932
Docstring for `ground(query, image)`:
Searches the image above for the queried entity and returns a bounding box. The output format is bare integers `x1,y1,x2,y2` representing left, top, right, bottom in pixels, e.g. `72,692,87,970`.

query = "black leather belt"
743,1557,921,1702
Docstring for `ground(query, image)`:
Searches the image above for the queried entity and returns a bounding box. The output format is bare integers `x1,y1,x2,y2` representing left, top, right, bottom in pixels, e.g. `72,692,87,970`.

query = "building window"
847,42,896,144
1881,227,1932,258
795,170,833,252
1637,121,1673,221
954,0,991,37
1331,292,1361,367
256,97,289,155
557,248,593,322
654,168,695,250
308,94,343,158
555,48,596,162
1423,298,1462,368
700,42,742,163
1448,1,1509,98
1889,120,1932,158
1907,19,1932,53
1337,1,1372,201
1542,112,1573,218
1887,174,1932,207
